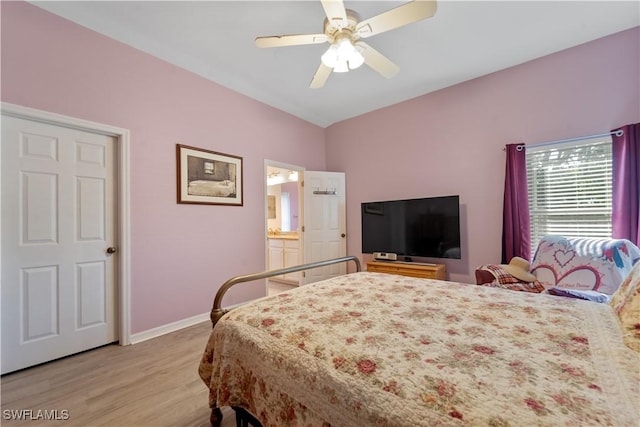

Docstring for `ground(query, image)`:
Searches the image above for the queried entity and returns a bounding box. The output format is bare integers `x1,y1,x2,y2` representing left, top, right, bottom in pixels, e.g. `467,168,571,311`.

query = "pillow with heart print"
531,235,640,295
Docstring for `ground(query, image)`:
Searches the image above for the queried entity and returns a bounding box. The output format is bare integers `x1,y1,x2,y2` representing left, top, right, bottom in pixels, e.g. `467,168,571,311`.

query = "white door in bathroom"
302,171,346,284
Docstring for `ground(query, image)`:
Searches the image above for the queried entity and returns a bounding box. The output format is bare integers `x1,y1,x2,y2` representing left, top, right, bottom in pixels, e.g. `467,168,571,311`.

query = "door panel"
77,177,106,240
77,261,107,328
1,115,117,374
23,172,58,243
22,266,58,341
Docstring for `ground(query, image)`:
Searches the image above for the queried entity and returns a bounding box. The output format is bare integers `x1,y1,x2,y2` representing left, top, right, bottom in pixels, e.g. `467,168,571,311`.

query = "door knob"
341,233,346,238
106,247,117,254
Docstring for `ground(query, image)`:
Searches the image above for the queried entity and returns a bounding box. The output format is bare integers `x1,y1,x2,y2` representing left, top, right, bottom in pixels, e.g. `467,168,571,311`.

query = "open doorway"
264,160,305,295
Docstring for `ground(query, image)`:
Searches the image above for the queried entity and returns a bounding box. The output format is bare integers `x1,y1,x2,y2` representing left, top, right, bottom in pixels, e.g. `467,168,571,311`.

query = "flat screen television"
361,195,461,259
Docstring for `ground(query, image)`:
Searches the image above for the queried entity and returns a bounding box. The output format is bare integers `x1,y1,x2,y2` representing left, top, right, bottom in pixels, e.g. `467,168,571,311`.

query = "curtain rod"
515,129,624,151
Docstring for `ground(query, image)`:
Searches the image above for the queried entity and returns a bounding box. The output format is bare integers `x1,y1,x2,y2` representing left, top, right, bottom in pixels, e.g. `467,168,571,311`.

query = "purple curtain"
612,123,640,246
501,144,531,263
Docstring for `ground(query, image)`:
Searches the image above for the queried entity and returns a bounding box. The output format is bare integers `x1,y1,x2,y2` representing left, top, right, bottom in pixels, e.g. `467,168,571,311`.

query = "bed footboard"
210,408,222,427
209,407,260,427
209,255,361,328
207,256,361,427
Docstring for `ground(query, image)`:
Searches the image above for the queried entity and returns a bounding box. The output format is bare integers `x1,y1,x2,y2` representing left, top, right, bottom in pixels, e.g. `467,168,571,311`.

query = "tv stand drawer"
366,261,446,280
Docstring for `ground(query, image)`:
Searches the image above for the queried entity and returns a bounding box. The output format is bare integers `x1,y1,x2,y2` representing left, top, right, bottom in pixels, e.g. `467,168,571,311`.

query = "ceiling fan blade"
357,42,400,79
309,63,332,89
356,0,437,39
321,0,348,29
256,34,328,48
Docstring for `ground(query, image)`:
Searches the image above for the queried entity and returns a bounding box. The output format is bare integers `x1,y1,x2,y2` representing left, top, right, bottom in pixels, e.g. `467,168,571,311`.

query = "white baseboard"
128,301,250,345
129,312,210,344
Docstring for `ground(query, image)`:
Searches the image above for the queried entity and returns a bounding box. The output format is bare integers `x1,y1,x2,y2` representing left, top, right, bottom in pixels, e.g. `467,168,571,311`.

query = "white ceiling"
31,1,639,128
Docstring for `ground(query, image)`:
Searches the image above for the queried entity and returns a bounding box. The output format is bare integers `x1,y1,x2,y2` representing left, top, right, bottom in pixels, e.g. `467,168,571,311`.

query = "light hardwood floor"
1,282,297,426
1,321,235,427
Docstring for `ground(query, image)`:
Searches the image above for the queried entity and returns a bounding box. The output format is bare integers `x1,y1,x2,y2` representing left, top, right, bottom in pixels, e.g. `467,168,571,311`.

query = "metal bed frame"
209,255,361,328
207,256,362,426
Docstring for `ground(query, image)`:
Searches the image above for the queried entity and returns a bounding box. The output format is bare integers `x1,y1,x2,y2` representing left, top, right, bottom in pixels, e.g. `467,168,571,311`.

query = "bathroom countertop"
267,233,299,240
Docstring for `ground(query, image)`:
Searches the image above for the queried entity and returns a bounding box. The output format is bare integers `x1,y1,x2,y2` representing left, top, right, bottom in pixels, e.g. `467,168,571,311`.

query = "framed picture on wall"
176,144,243,206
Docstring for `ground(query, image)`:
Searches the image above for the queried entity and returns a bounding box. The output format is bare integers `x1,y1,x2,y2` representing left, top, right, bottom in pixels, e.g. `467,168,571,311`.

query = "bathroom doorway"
265,160,304,294
264,160,347,294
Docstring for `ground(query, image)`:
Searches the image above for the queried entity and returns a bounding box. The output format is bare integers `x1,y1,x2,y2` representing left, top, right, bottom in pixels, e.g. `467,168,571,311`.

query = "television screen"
361,195,461,259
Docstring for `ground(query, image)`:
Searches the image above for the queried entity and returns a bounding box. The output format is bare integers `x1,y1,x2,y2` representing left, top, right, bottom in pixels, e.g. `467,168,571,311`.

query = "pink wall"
1,2,326,333
3,1,638,332
326,27,640,283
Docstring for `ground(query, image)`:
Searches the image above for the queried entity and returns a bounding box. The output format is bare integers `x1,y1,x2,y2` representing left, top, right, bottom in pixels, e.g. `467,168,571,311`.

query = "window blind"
526,136,612,256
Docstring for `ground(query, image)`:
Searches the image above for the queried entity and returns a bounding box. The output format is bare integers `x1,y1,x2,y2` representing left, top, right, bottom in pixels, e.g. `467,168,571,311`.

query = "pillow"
475,268,496,285
486,279,546,293
531,236,640,295
546,287,610,303
609,262,640,352
477,264,545,293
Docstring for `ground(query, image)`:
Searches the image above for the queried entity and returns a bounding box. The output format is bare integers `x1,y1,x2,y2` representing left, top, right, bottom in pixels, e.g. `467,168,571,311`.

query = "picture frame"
176,144,243,206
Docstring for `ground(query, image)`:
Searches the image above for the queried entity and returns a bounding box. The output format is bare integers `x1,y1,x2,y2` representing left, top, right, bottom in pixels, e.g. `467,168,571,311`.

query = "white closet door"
1,115,117,374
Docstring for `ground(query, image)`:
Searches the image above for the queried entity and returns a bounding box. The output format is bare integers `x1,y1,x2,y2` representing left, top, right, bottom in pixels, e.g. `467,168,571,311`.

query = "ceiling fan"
255,0,437,88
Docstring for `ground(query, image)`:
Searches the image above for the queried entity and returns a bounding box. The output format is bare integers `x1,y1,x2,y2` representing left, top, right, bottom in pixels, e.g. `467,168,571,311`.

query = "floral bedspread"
199,272,639,427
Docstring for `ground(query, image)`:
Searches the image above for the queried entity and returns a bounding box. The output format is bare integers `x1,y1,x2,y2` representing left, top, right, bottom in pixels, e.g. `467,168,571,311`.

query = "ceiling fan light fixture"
256,0,439,88
321,44,339,68
333,60,349,73
348,50,364,69
321,35,363,72
335,36,353,56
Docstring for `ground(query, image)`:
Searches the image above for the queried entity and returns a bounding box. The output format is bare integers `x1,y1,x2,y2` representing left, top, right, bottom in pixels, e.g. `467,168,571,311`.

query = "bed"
188,179,235,197
199,257,639,426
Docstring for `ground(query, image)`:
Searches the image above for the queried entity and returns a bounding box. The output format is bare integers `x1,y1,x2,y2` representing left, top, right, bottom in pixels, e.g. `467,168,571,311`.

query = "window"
526,136,612,256
204,161,214,174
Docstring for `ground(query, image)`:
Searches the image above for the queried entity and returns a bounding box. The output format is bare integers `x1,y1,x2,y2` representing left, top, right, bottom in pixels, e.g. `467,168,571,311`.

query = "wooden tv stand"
366,261,446,280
